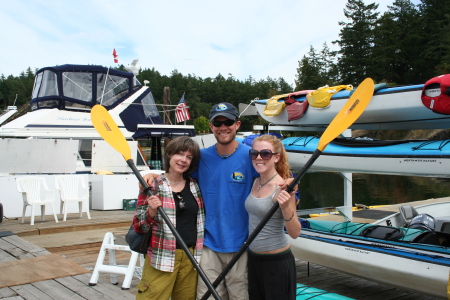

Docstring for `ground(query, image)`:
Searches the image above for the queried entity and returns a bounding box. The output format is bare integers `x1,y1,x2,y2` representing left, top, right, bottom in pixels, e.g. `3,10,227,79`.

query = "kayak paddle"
200,77,375,300
90,105,222,300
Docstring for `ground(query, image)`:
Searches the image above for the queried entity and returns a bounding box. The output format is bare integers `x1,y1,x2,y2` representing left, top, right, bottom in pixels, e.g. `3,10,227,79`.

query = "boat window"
33,70,59,98
62,72,93,103
64,101,91,111
96,74,129,107
141,90,160,118
37,100,59,109
32,72,43,99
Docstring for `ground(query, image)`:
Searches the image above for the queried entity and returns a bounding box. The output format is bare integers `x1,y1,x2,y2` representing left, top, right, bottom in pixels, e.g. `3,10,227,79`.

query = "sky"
1,0,421,87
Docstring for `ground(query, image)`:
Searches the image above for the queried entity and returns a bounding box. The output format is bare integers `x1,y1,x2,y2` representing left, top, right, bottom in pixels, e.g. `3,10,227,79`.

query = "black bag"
125,224,152,254
125,178,158,254
360,225,404,241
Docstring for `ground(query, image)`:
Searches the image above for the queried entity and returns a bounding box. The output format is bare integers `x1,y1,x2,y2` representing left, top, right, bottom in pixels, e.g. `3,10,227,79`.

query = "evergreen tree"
372,0,422,84
333,0,379,85
295,43,338,90
419,0,450,78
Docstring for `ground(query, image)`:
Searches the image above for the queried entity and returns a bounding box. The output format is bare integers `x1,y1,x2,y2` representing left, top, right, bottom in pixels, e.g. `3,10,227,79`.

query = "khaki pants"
196,247,248,300
137,248,198,300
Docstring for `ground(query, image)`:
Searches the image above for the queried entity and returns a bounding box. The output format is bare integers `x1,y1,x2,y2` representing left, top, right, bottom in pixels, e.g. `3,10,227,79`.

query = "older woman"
133,136,204,300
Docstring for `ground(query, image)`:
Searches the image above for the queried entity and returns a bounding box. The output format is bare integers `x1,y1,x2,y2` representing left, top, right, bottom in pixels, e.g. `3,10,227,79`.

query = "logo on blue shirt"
232,172,244,181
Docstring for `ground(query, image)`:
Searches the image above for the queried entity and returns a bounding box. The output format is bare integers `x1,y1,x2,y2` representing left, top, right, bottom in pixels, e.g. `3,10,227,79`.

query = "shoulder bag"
125,178,159,254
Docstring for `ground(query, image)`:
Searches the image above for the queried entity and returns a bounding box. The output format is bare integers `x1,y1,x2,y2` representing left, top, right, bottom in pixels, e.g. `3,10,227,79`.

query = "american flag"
175,94,190,123
112,48,119,63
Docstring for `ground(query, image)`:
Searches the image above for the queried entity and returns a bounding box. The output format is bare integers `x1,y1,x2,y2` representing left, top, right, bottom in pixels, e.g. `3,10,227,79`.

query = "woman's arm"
276,190,301,239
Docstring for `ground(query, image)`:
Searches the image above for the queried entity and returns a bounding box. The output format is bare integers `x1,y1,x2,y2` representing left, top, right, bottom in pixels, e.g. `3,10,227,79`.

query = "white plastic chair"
16,176,59,226
55,175,91,221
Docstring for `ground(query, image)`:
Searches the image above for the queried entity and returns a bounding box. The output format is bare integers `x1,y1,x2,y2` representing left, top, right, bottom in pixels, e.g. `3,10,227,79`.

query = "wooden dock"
0,200,448,299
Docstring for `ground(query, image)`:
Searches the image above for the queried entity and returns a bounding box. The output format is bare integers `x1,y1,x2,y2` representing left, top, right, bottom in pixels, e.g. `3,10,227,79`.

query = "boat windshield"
31,65,134,112
96,73,129,107
62,71,93,111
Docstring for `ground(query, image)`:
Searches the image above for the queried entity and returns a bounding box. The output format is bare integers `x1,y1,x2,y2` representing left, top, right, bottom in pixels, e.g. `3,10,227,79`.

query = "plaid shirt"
132,175,205,272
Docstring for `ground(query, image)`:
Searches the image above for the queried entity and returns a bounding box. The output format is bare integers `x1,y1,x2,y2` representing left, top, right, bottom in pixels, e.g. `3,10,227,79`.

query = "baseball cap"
209,103,239,122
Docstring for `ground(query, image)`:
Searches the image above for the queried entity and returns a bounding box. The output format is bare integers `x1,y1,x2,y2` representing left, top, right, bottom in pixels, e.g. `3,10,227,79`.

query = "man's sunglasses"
249,149,278,160
211,119,236,127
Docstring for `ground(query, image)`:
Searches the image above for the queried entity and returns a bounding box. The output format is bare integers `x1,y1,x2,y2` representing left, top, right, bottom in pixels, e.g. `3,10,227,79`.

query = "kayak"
282,136,450,177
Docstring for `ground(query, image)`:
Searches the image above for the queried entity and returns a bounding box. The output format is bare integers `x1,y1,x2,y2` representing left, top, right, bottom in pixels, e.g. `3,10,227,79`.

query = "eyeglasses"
174,192,185,211
249,149,278,160
211,119,236,127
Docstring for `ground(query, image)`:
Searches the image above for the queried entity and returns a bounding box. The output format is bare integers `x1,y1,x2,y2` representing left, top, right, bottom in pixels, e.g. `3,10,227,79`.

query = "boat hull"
288,230,449,298
255,85,450,130
283,137,450,177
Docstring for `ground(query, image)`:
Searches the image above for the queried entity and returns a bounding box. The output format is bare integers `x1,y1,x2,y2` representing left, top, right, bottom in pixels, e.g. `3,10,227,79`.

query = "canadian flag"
112,48,119,63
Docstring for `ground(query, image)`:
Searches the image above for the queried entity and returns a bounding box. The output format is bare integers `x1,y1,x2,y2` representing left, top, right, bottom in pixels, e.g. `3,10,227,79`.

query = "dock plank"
32,280,84,300
359,288,424,300
0,288,16,299
56,276,116,300
10,284,53,300
2,235,44,254
0,250,16,263
74,273,135,299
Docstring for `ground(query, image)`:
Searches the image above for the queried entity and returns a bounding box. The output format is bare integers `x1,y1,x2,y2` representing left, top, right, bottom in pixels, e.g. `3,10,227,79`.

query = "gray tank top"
244,181,288,252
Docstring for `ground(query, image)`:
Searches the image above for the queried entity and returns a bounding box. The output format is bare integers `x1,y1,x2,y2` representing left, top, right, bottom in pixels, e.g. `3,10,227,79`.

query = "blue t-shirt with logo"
191,143,258,252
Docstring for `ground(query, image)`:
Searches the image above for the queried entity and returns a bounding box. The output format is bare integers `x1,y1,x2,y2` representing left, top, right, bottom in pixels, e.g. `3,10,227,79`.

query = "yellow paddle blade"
91,105,132,161
318,78,375,151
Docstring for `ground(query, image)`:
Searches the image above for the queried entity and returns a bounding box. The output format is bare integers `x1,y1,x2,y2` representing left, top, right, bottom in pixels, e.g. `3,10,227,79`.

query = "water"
298,172,450,210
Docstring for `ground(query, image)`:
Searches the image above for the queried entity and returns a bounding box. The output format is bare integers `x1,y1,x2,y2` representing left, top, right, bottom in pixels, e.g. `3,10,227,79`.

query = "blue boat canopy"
31,64,139,111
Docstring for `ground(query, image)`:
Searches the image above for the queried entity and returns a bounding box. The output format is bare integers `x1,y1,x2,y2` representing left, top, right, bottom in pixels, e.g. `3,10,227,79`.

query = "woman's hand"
147,195,162,219
139,173,160,193
276,190,292,209
278,177,298,192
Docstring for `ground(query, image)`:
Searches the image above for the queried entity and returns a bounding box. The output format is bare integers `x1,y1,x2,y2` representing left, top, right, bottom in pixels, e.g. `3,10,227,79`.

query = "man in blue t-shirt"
192,103,258,299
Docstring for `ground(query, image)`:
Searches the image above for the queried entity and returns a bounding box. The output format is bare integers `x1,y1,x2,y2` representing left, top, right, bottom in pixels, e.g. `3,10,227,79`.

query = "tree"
419,0,450,78
295,43,339,90
193,116,210,135
295,47,322,90
372,0,422,84
333,0,379,85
